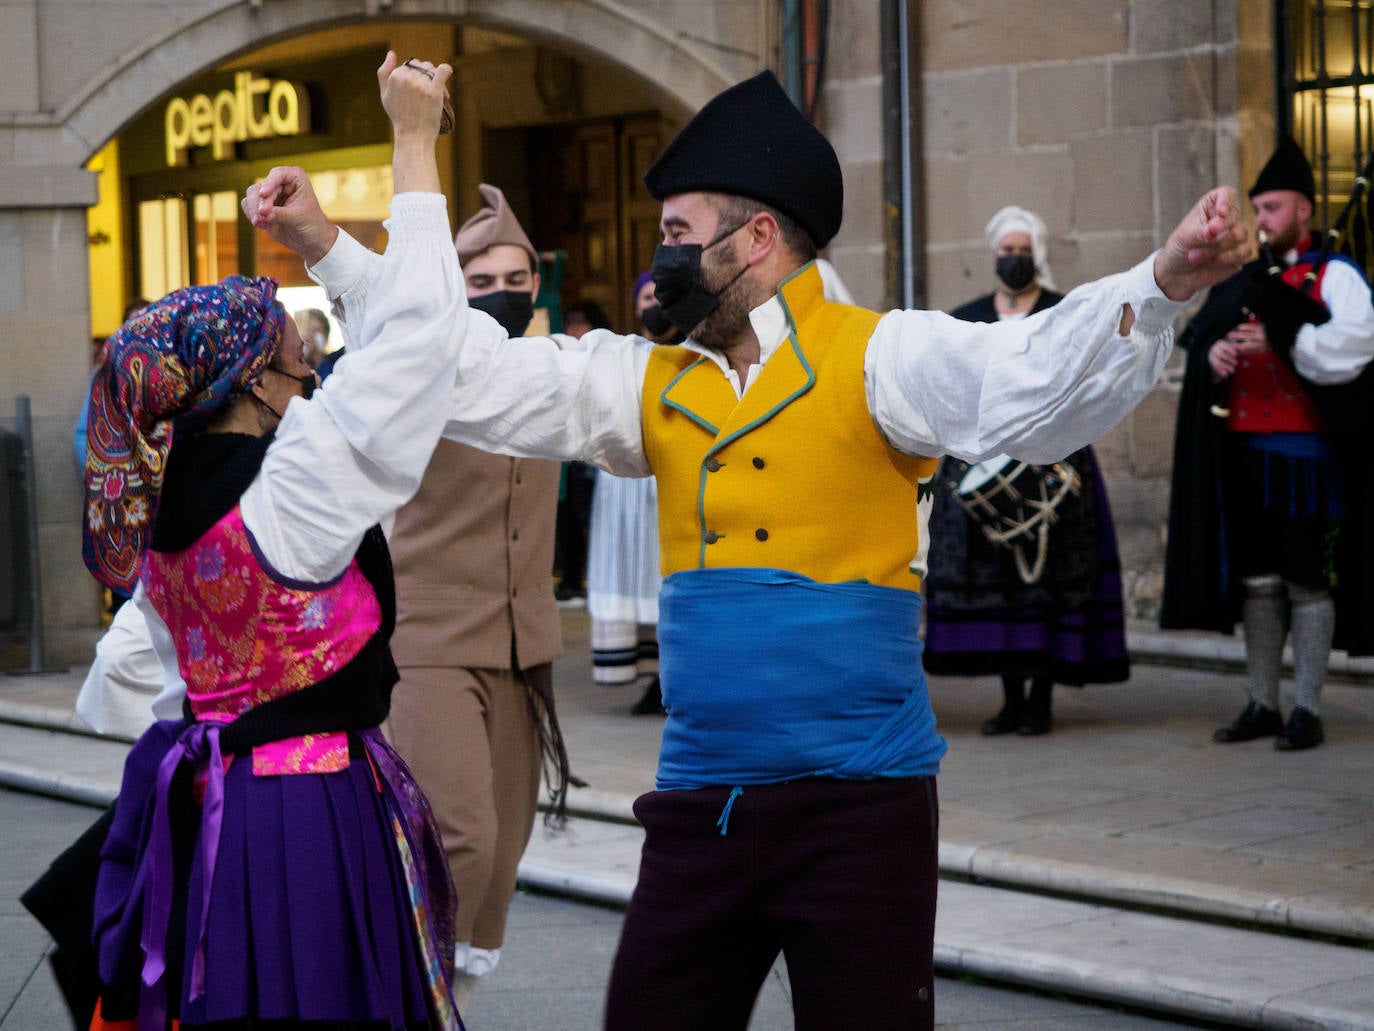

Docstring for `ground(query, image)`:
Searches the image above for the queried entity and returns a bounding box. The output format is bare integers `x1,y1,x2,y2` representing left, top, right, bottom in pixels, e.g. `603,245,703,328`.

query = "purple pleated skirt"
93,720,451,1029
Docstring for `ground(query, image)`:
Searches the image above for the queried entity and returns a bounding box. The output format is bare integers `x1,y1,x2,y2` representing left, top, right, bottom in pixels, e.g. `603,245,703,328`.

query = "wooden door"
530,115,664,331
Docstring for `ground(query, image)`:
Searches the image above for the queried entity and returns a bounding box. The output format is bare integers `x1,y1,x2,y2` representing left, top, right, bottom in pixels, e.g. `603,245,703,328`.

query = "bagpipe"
1202,151,1374,417
1207,224,1333,417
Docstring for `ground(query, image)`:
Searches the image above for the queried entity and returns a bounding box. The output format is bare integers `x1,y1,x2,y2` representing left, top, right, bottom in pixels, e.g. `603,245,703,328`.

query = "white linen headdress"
983,205,1056,290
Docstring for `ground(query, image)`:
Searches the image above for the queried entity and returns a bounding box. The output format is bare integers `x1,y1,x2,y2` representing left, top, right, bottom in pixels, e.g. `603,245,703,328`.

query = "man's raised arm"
867,186,1251,465
243,51,450,259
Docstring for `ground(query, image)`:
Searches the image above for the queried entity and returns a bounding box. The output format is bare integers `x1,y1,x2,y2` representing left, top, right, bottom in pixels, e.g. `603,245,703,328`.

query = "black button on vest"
752,456,765,469
755,528,768,541
704,530,719,544
706,458,722,472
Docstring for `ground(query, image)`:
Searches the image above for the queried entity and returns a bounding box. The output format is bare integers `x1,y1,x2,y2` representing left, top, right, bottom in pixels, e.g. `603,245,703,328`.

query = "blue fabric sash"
655,568,946,791
1238,430,1330,459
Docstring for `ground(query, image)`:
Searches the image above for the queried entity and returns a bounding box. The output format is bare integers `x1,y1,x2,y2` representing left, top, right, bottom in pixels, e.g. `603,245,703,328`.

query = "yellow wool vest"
642,262,938,591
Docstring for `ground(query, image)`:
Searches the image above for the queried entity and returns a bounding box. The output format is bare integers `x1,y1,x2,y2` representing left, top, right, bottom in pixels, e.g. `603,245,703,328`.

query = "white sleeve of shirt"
307,227,382,356
1293,259,1374,385
239,192,466,584
310,230,652,477
75,583,186,737
865,253,1185,463
438,319,654,477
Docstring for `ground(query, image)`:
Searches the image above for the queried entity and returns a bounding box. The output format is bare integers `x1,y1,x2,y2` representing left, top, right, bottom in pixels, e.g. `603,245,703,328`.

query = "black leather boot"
981,676,1026,736
1275,706,1325,751
1212,700,1284,743
630,676,666,716
1018,677,1054,736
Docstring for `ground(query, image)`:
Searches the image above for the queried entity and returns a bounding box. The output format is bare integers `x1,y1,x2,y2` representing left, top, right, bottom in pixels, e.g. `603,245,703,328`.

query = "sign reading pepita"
164,72,310,167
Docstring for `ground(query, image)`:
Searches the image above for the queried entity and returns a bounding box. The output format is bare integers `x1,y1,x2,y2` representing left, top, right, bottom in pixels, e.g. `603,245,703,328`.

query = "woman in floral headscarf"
79,53,468,1031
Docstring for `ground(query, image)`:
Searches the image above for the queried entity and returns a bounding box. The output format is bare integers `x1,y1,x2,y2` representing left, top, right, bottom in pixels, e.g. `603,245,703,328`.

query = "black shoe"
1017,710,1053,736
630,677,666,716
1212,701,1284,743
1275,706,1325,751
554,584,586,608
981,705,1023,736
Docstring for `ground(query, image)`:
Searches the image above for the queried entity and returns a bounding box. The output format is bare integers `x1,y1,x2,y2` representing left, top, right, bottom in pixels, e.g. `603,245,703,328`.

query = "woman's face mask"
640,303,675,339
995,253,1036,292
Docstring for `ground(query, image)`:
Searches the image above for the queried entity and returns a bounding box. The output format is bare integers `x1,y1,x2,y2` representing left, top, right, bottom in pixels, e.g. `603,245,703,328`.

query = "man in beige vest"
385,184,571,1013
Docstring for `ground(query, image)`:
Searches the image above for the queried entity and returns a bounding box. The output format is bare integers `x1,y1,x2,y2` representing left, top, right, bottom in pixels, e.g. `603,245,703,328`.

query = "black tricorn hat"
1250,136,1316,203
643,71,843,248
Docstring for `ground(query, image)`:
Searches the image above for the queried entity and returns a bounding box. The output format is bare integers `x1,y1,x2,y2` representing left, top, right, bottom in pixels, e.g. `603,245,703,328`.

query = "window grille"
1280,0,1374,269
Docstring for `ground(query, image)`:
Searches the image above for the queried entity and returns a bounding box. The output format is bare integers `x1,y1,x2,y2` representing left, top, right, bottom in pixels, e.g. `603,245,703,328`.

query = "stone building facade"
0,0,1279,664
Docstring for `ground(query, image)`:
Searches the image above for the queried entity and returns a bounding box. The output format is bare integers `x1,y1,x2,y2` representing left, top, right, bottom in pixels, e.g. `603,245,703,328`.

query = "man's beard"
690,248,755,353
1265,219,1303,256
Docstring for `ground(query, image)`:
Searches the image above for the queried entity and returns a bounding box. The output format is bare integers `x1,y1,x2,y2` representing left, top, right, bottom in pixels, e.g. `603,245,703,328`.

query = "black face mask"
470,290,534,337
995,254,1036,292
639,303,675,339
650,222,749,336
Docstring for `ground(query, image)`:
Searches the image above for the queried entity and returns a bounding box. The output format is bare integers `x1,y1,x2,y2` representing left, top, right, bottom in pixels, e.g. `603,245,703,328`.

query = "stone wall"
823,0,889,311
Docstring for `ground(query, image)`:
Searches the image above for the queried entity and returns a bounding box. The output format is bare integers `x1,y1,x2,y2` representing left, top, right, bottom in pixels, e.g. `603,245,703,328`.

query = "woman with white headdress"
923,206,1130,735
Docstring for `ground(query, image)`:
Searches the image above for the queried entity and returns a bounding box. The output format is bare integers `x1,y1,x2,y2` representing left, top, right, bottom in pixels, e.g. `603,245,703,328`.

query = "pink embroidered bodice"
142,505,382,774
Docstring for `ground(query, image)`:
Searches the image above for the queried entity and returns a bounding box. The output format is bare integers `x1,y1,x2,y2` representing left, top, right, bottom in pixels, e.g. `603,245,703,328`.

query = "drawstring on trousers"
716,786,744,836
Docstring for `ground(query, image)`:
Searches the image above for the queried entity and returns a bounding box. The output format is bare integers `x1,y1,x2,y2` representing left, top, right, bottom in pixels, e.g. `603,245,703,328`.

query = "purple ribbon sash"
139,721,225,1031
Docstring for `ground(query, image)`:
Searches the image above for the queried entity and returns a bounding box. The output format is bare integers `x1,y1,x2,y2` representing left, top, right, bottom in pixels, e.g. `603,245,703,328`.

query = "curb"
1127,626,1374,683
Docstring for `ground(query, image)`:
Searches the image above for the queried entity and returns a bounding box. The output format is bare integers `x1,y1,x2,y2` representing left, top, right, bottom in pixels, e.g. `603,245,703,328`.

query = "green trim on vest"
660,356,722,436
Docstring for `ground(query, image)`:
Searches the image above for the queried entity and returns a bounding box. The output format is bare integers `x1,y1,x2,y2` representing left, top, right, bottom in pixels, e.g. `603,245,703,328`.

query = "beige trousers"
386,664,543,950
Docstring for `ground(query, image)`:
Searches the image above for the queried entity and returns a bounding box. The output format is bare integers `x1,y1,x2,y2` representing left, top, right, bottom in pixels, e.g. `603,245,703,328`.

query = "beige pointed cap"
453,183,539,268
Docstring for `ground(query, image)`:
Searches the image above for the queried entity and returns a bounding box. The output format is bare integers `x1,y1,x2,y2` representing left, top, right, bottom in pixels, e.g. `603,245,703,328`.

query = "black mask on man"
469,290,534,337
650,222,749,336
639,304,676,339
994,254,1036,292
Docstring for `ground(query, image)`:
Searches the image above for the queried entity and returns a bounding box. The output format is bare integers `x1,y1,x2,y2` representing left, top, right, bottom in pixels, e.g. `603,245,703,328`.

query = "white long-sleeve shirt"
1289,256,1374,384
310,204,1186,474
75,584,186,737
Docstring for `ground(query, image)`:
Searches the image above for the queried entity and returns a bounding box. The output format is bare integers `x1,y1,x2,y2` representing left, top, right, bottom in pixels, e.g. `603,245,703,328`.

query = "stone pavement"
0,789,1188,1030
2,610,1373,1027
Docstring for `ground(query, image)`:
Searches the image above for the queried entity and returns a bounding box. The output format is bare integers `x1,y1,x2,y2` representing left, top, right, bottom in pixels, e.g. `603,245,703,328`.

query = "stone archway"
4,0,751,662
55,0,741,166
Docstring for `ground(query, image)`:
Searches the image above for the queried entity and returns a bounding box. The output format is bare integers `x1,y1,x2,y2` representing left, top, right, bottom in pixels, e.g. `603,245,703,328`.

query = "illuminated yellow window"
1283,0,1374,230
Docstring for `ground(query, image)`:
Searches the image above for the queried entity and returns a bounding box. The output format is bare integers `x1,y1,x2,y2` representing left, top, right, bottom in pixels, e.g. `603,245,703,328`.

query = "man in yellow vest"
245,69,1246,1031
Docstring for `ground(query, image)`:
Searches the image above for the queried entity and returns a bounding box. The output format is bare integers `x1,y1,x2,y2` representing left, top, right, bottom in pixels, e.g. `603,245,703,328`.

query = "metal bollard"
7,395,65,675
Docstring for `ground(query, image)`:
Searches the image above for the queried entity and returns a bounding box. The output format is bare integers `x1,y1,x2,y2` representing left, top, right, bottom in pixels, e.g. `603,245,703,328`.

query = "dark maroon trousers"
604,776,939,1030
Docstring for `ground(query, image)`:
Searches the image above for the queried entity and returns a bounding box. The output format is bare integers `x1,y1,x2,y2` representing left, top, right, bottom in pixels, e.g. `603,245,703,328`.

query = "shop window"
194,192,241,284
255,165,394,287
138,197,189,300
1281,0,1374,248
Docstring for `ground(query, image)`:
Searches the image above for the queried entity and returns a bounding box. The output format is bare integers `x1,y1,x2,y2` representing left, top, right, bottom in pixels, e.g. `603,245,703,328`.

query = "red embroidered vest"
1225,256,1329,434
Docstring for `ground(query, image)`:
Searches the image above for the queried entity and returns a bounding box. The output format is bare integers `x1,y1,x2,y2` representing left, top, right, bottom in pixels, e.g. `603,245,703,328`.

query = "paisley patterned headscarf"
83,275,286,591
